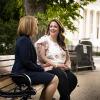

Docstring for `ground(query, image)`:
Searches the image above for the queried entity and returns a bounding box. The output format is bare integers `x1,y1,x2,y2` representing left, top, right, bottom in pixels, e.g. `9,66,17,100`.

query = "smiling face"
49,21,60,37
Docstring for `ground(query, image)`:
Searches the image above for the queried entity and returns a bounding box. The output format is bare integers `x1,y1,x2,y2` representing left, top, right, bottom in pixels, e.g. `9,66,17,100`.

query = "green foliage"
35,0,96,34
34,0,96,44
93,52,100,56
0,0,24,54
0,0,24,21
32,12,49,41
46,4,80,32
17,0,25,17
0,19,18,54
0,0,96,54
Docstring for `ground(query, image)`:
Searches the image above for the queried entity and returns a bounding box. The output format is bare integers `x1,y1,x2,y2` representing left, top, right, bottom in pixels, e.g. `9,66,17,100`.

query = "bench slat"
0,55,15,61
0,77,14,89
0,67,12,74
0,60,14,68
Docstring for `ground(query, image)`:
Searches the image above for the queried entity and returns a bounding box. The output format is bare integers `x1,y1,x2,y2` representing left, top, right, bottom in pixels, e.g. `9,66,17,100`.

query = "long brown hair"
46,19,66,50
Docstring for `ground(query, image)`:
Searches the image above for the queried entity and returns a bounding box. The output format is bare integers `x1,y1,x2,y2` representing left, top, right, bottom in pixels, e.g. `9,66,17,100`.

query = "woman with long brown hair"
35,19,77,100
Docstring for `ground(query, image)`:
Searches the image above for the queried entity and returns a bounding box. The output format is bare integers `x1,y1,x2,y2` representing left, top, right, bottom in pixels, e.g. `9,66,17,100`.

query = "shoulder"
17,36,30,42
37,35,48,42
35,35,49,45
16,36,31,45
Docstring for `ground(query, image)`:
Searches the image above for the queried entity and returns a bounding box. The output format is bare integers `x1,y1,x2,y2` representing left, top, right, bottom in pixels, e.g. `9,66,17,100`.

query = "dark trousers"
47,68,77,100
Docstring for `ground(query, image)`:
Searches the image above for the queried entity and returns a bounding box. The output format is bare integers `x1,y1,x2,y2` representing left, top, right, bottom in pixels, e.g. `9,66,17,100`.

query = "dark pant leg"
65,70,78,94
47,68,70,100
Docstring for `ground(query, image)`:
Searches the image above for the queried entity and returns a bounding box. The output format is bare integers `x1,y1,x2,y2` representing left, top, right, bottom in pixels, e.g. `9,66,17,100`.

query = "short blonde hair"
17,15,38,36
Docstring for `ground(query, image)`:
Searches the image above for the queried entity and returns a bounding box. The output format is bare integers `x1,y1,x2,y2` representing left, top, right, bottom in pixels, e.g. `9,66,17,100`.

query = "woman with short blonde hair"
17,16,38,36
12,16,59,100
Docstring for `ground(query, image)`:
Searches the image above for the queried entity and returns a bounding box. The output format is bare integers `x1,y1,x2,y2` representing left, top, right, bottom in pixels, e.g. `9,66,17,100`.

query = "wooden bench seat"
0,55,44,99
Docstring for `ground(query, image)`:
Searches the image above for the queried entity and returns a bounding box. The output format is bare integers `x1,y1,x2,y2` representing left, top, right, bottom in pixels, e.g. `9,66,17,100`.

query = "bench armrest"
11,73,32,87
0,73,32,87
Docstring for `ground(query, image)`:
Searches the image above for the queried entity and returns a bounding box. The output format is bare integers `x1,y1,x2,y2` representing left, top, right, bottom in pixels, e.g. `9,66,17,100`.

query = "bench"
0,55,44,100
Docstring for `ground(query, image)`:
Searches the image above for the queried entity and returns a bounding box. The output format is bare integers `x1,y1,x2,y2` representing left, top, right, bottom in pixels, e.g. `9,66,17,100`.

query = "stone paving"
70,56,100,100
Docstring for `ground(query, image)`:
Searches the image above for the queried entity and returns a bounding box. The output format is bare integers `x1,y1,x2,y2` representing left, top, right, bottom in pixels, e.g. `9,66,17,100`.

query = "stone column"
86,9,90,38
79,9,84,39
93,10,97,39
98,12,100,39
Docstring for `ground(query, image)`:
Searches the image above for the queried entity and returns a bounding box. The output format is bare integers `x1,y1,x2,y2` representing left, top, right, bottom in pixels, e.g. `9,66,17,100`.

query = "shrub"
0,19,18,54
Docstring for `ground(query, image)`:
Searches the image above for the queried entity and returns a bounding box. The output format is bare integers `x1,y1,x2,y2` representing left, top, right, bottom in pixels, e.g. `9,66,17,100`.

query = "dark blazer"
12,35,44,74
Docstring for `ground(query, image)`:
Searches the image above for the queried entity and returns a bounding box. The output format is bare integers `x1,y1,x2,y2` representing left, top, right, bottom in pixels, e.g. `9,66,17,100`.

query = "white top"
35,35,66,65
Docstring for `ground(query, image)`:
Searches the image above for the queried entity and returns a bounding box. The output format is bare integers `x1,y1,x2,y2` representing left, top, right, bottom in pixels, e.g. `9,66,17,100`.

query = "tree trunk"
24,0,34,15
24,0,47,15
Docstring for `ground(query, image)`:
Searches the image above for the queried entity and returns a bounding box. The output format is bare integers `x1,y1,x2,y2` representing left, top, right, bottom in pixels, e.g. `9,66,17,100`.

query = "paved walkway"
70,56,100,100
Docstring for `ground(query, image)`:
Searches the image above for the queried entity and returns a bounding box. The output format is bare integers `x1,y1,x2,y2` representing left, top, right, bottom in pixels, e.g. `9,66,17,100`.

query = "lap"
27,72,54,85
65,70,77,80
47,68,77,83
47,68,68,81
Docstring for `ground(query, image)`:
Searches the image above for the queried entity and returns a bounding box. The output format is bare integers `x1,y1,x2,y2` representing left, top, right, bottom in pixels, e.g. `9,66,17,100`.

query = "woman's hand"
42,63,51,67
63,64,70,70
41,63,54,71
44,66,53,71
55,63,70,70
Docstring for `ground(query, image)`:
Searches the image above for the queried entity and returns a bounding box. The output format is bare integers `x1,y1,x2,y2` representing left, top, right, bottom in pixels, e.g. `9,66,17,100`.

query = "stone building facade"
68,0,100,50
